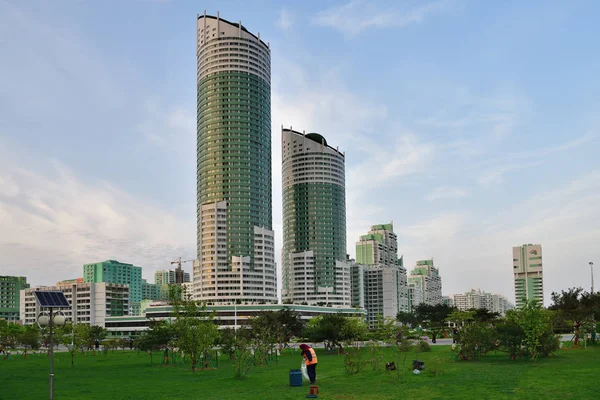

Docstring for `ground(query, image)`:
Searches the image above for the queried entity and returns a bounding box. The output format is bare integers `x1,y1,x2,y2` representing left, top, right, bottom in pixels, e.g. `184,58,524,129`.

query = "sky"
1,0,599,305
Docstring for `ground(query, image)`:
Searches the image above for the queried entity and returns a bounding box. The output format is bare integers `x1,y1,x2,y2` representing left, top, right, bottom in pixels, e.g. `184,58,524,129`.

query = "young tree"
136,334,161,365
172,299,219,372
19,325,41,357
496,312,525,360
516,299,553,363
144,319,176,364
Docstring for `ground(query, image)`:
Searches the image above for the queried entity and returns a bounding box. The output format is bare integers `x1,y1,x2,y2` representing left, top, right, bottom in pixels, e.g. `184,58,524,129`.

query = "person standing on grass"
299,344,318,384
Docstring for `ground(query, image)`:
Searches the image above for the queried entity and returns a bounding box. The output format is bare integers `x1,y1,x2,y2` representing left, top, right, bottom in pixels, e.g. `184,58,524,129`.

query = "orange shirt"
303,347,318,365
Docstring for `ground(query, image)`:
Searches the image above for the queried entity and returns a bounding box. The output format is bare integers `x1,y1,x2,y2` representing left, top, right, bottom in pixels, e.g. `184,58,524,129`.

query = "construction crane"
171,257,195,284
171,257,195,269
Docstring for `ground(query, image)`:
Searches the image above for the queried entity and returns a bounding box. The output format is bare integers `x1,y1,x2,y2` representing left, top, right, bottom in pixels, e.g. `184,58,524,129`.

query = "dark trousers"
307,363,317,383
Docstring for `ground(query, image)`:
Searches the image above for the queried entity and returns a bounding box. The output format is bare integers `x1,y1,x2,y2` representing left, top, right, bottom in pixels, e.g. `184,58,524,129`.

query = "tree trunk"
574,321,581,347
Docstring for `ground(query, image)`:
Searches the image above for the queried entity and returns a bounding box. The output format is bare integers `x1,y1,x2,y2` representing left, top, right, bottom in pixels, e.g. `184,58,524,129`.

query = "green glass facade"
196,16,272,268
281,129,347,302
197,71,272,263
283,182,346,288
83,260,142,304
0,276,29,320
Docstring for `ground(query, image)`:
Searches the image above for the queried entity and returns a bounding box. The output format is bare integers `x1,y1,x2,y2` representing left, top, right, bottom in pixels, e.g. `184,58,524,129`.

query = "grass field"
1,345,598,399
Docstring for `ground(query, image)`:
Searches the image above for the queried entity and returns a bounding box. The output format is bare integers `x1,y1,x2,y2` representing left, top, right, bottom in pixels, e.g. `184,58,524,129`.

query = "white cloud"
271,60,435,259
315,0,459,37
426,186,468,201
277,8,293,31
137,98,196,151
400,171,600,304
0,143,196,286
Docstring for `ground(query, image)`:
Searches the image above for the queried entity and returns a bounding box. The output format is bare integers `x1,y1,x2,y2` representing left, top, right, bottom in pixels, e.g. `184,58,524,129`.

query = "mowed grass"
1,345,599,400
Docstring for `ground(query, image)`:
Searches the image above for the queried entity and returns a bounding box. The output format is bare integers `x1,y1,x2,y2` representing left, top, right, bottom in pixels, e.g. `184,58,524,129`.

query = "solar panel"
34,291,70,308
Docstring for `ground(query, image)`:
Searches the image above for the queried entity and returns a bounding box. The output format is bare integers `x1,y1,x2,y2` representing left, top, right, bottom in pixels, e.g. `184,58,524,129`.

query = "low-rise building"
20,282,129,326
105,303,365,338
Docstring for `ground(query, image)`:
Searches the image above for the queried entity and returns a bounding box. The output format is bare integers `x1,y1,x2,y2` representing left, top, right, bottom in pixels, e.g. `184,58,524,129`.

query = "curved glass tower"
281,128,350,306
194,13,276,304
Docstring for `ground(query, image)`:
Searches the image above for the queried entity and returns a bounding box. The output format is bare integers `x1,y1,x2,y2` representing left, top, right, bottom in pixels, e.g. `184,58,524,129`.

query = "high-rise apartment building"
83,260,142,314
21,282,129,327
408,259,442,308
352,224,408,327
356,223,399,266
154,269,190,285
448,289,513,315
281,128,350,306
141,279,161,301
513,244,544,308
194,13,276,304
0,276,29,321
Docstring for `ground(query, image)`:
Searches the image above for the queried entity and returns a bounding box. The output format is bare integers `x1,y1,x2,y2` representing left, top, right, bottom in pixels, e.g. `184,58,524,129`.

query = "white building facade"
20,282,129,327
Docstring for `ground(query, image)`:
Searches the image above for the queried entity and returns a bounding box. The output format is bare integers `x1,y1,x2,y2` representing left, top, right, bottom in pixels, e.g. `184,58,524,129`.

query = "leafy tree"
275,309,304,344
172,298,219,372
396,311,418,327
304,314,348,351
495,313,525,360
136,334,161,364
549,288,599,346
0,321,22,351
249,311,281,364
413,303,456,342
471,308,501,323
144,319,176,360
217,328,237,360
516,299,553,363
19,325,41,356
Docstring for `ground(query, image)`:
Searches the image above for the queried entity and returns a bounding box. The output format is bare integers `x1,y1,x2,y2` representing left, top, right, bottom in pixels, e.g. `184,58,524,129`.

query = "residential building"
356,223,398,266
352,223,409,327
174,266,190,284
154,269,190,285
447,289,513,315
141,279,161,301
281,128,351,307
0,276,29,321
83,260,142,315
408,259,443,308
194,13,277,304
21,282,129,327
154,270,175,285
513,244,544,308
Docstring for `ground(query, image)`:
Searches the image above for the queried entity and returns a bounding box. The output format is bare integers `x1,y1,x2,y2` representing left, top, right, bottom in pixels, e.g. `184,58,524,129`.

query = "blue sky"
1,0,599,304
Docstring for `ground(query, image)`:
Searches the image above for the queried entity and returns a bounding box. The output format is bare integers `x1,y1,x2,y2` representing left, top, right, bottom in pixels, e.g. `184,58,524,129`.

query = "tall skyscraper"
194,13,276,304
513,244,544,308
408,259,442,308
281,128,350,306
353,223,408,327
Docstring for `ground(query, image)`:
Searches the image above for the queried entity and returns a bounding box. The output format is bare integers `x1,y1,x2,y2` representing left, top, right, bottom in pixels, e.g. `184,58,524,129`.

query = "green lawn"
1,345,598,399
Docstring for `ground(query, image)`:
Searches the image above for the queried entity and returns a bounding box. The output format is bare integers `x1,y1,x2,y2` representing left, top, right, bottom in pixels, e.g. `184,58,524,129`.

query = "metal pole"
49,309,54,400
590,262,594,293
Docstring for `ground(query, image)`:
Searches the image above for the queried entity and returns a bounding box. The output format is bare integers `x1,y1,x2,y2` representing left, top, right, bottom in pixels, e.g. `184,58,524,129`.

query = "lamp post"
38,310,66,400
590,262,594,294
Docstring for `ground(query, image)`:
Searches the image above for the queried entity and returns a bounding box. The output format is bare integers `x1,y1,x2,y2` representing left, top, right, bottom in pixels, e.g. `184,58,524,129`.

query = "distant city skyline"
1,1,600,305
